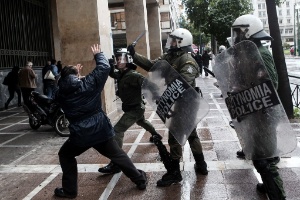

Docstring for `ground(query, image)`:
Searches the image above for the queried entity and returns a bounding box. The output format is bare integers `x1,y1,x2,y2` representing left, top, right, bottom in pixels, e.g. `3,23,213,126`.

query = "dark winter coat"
202,52,211,66
55,53,114,147
5,67,20,89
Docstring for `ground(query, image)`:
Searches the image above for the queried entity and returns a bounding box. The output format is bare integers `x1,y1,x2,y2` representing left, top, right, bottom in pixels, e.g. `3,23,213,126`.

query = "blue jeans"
44,84,56,98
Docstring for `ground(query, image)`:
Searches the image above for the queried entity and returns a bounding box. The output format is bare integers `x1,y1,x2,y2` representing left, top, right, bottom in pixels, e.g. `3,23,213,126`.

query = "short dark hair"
51,59,57,65
60,66,78,78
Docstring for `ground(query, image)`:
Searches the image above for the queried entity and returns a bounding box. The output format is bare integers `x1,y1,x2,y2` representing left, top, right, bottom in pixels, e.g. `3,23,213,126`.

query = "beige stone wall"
54,0,116,115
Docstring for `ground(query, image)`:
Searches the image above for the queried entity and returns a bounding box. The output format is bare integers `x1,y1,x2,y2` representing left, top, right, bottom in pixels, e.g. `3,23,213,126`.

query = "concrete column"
147,3,163,59
54,0,116,115
124,0,150,75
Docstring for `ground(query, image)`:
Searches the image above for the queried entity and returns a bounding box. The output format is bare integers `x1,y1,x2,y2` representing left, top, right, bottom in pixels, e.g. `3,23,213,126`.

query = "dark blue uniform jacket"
56,53,114,147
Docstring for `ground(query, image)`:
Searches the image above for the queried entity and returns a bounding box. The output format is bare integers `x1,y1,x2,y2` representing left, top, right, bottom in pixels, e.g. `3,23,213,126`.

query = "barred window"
0,0,52,69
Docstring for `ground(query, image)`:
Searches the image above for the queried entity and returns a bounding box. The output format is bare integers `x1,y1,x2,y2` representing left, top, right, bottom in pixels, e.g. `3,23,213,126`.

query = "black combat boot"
236,149,245,158
253,160,286,200
194,153,208,175
256,183,266,193
157,159,182,187
54,187,77,199
98,162,121,174
149,132,163,143
257,175,286,200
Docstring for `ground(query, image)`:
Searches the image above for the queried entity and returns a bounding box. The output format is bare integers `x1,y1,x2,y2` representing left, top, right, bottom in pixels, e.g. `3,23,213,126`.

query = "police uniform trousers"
253,158,286,200
168,128,203,160
114,107,157,148
58,138,145,195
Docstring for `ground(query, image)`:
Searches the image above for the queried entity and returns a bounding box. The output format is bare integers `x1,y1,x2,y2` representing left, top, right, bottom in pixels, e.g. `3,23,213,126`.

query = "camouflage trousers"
114,108,157,148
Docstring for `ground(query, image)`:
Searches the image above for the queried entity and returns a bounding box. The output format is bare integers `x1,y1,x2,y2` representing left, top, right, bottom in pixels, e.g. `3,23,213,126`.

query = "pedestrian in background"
193,51,203,76
18,61,37,108
57,60,62,73
53,44,147,199
42,59,59,98
202,50,211,77
4,66,22,109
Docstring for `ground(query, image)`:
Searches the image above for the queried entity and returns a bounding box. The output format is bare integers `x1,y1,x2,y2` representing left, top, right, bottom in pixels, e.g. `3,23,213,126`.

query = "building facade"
252,0,300,46
0,0,182,113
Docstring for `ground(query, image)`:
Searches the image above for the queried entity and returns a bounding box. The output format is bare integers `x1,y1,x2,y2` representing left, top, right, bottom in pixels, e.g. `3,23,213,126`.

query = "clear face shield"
231,27,248,45
116,53,128,64
165,36,179,50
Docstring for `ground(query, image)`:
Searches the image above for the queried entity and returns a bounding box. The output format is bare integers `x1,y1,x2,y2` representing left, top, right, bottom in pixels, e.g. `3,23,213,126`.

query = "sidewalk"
0,76,299,200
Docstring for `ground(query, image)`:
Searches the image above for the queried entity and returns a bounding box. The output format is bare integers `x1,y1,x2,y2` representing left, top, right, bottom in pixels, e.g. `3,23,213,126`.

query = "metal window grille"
0,0,52,69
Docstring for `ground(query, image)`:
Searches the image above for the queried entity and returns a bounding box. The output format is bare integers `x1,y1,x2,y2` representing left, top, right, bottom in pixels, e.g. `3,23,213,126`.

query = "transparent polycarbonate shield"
142,60,209,145
213,40,297,160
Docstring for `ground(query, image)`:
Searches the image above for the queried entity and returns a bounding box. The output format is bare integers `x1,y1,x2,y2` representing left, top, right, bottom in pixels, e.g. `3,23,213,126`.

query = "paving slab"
0,76,299,199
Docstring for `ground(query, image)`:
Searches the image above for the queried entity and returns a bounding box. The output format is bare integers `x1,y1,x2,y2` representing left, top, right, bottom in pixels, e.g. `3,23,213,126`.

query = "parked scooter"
23,91,70,137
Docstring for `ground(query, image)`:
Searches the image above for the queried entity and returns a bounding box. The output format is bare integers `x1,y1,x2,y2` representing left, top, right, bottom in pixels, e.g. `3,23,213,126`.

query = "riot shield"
142,60,209,145
213,40,297,160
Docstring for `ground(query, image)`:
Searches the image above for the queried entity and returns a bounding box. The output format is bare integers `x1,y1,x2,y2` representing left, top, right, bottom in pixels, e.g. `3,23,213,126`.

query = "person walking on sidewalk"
18,61,37,109
42,59,59,98
4,66,22,109
98,48,162,174
202,50,211,77
127,28,208,187
53,44,147,199
231,14,285,200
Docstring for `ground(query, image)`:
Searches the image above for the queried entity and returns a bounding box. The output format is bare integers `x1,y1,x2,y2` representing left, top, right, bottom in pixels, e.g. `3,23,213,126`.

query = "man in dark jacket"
98,48,162,174
53,44,147,199
193,51,203,75
202,51,211,77
42,59,58,98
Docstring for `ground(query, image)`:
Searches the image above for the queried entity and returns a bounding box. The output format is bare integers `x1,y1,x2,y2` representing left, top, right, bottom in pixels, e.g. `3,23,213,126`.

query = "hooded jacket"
55,53,114,147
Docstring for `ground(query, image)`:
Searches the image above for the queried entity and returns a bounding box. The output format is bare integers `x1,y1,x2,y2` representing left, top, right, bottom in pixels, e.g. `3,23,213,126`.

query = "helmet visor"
231,28,247,45
116,53,128,64
165,36,178,50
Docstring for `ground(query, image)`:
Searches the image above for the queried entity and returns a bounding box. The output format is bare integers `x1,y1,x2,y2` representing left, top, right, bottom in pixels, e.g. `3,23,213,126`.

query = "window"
279,10,282,16
287,9,290,16
258,3,261,9
279,19,283,24
262,19,267,25
110,12,126,30
287,19,291,23
286,1,290,7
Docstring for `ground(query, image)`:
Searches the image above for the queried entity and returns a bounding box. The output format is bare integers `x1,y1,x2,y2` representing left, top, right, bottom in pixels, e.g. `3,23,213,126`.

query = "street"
0,76,299,199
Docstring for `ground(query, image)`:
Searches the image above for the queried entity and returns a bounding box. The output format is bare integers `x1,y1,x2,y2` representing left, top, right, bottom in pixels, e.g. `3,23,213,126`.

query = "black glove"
108,58,114,66
109,55,115,65
127,44,135,57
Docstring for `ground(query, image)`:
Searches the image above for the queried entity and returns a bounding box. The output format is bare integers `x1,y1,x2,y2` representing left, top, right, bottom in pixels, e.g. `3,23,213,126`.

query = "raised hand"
91,44,101,55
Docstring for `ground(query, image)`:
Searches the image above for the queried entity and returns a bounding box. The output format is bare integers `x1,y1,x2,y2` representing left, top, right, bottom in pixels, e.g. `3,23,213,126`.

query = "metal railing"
289,74,300,108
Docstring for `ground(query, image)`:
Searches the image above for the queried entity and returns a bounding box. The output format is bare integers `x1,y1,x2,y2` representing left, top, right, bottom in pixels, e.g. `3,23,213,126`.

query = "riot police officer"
98,48,162,174
231,14,285,200
127,28,208,187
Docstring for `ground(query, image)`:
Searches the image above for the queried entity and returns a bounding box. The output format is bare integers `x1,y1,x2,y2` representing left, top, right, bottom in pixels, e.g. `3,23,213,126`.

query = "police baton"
131,30,146,47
